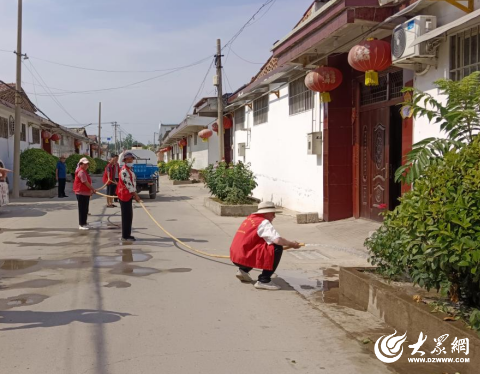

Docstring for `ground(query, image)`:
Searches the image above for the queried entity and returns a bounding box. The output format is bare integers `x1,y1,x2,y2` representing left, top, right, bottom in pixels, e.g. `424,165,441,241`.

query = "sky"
0,0,313,144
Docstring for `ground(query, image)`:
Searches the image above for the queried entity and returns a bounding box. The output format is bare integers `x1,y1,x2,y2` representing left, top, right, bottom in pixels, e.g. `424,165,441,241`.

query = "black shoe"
127,236,136,241
58,196,64,198
63,195,69,198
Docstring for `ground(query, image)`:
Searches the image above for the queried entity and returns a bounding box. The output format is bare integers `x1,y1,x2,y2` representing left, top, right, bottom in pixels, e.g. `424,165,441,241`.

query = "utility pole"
119,130,123,151
12,0,23,198
112,121,118,154
153,132,158,150
98,102,101,159
215,39,225,161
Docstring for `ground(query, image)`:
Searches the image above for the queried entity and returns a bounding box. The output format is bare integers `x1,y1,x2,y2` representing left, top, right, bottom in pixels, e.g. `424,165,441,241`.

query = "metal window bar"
20,124,26,142
235,107,245,129
32,127,40,143
0,117,7,138
360,75,388,106
289,77,313,115
450,25,480,80
389,70,404,99
253,95,269,125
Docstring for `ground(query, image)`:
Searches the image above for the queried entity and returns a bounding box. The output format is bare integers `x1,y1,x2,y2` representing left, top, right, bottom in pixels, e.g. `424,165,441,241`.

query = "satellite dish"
8,115,14,136
392,27,406,59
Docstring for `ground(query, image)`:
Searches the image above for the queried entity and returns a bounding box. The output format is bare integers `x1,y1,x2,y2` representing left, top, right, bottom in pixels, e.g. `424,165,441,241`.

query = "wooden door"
359,107,390,221
224,128,232,164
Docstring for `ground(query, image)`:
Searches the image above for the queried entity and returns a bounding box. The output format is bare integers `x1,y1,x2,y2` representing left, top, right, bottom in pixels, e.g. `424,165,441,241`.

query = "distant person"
230,201,301,290
116,152,142,242
56,156,68,198
103,154,118,208
73,157,96,230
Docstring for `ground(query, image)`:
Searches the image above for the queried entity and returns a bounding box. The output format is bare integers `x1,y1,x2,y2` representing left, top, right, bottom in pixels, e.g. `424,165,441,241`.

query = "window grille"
31,126,40,144
253,95,269,125
360,70,404,106
21,123,26,142
289,76,313,115
450,25,480,80
0,117,7,138
235,107,245,129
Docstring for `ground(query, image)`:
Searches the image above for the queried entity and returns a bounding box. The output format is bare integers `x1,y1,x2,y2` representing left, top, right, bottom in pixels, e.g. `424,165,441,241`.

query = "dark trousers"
107,184,117,197
76,194,90,226
120,198,133,239
234,244,284,283
58,178,66,197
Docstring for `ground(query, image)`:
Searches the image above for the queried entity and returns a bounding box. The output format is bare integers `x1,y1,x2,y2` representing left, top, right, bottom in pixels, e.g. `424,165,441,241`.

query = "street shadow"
149,195,192,202
0,309,131,331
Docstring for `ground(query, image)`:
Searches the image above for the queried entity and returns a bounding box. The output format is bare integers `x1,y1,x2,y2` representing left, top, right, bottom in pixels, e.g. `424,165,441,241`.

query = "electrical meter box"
213,75,219,86
238,143,246,157
307,132,322,155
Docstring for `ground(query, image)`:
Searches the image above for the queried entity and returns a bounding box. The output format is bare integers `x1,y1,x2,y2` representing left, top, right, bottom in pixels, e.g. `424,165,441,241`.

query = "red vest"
230,214,275,270
73,169,92,194
117,166,134,202
102,164,113,185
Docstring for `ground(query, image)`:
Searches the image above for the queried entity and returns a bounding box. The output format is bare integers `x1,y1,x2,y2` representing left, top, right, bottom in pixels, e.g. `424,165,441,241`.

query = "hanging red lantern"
178,139,187,148
305,66,343,103
223,116,233,130
50,134,60,142
91,144,98,150
42,130,52,143
212,123,218,133
166,146,172,152
198,129,213,142
348,38,392,86
74,140,81,148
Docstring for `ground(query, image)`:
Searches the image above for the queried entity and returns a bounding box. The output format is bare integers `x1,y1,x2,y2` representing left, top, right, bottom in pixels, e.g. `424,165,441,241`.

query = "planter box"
204,197,258,217
340,267,479,374
20,188,56,198
169,180,193,185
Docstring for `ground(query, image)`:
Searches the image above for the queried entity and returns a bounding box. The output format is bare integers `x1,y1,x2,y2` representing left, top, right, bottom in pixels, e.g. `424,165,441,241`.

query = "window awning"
411,8,480,47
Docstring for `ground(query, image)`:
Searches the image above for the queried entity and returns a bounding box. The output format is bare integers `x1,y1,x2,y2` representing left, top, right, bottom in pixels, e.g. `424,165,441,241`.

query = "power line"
222,67,233,94
230,48,265,65
185,57,215,116
23,60,81,124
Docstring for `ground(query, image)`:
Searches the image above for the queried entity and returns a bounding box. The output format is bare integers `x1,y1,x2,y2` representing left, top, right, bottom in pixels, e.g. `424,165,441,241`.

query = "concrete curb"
204,197,258,217
20,188,56,198
340,267,479,374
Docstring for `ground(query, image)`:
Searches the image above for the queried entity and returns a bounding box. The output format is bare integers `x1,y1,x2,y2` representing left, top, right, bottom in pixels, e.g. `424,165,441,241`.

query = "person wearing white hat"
230,201,301,290
73,157,96,230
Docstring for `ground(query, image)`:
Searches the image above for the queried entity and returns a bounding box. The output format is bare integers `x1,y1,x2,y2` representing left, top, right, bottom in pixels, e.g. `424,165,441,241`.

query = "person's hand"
290,241,302,249
91,189,97,195
135,195,142,203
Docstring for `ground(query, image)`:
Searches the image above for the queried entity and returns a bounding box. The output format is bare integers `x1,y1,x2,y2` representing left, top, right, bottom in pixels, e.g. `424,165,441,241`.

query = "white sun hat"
254,201,282,214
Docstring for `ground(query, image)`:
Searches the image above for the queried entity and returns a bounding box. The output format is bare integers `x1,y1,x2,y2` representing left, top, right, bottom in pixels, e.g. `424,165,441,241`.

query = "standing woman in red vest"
117,152,142,242
230,202,301,290
73,157,97,230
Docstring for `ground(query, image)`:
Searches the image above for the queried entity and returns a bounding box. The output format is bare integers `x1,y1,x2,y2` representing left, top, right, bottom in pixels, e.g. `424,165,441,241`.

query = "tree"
396,72,480,184
122,134,134,150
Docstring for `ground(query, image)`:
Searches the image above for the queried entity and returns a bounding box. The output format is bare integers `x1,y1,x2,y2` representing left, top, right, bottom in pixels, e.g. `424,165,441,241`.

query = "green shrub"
158,161,167,174
203,162,257,204
65,154,97,175
20,148,57,190
168,159,193,181
93,158,108,174
366,138,480,308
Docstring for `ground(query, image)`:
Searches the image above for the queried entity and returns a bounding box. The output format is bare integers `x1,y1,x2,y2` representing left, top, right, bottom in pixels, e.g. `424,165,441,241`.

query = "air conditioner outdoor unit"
392,16,437,68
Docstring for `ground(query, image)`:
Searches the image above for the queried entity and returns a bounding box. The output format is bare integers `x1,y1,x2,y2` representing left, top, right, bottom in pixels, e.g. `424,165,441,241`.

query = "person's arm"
273,237,301,249
121,170,142,202
79,171,96,195
257,220,301,249
56,164,59,180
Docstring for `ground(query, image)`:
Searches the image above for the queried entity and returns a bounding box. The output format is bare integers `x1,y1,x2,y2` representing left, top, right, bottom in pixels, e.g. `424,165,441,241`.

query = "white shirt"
257,219,280,245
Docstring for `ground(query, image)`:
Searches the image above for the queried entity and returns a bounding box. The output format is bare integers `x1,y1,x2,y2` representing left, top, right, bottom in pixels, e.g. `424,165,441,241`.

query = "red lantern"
348,38,392,86
178,139,187,148
74,140,81,148
198,129,213,142
212,123,218,133
42,130,52,143
223,116,232,130
166,146,172,152
91,144,98,150
50,134,60,142
305,66,343,103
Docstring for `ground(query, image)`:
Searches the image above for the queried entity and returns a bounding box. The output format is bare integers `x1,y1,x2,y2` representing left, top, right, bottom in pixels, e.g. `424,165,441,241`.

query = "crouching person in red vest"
117,152,142,242
73,157,96,230
230,202,301,290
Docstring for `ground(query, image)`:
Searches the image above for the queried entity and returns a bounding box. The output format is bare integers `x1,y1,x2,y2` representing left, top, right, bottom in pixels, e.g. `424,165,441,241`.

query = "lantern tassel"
202,138,208,143
320,92,331,103
45,139,49,143
365,70,379,86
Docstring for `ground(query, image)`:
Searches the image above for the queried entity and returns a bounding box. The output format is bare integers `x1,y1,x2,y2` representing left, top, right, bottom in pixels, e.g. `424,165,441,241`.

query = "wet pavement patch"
104,281,131,288
0,294,49,310
0,260,39,271
5,279,61,289
110,266,161,277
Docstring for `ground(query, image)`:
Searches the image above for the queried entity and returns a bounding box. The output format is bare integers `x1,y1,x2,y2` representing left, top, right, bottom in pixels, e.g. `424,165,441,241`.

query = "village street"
0,176,396,374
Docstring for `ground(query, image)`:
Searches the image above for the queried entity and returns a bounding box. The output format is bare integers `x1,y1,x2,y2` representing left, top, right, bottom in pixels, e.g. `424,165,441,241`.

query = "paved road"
0,180,392,374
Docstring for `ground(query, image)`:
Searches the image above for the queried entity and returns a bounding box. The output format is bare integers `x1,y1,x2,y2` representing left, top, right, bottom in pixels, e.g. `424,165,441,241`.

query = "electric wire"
230,48,265,65
23,60,81,124
185,58,215,117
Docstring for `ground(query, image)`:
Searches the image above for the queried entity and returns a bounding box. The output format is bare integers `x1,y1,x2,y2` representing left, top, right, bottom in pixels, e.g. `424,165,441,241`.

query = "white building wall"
233,85,324,216
413,1,480,143
0,105,43,191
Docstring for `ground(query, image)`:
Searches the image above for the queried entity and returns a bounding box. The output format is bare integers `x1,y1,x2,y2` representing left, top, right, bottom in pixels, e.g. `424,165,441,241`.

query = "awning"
411,8,480,47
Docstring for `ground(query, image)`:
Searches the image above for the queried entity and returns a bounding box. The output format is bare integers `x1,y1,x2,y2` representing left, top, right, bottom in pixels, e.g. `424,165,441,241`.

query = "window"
32,127,40,144
21,123,26,142
0,117,7,139
235,107,246,129
450,25,480,81
289,76,313,115
253,95,269,125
